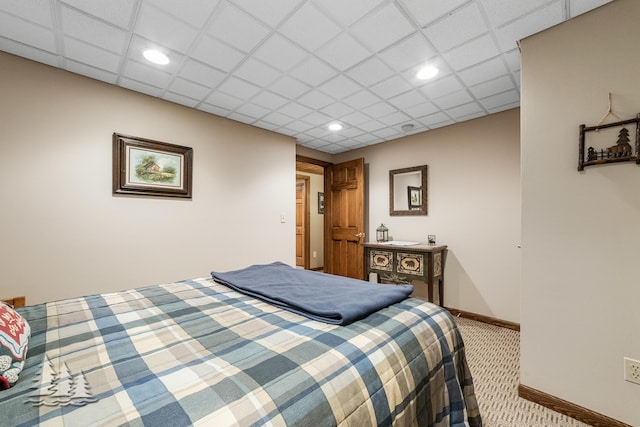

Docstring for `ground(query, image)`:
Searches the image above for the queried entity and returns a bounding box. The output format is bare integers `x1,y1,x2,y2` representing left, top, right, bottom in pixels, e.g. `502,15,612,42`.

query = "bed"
1,263,481,426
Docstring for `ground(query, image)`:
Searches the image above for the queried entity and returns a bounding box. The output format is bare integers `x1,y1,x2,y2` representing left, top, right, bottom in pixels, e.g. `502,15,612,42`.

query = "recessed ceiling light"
416,65,438,80
328,123,343,131
143,49,170,65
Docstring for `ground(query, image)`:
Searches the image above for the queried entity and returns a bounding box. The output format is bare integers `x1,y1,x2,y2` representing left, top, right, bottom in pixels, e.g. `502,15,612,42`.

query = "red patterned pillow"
0,302,31,389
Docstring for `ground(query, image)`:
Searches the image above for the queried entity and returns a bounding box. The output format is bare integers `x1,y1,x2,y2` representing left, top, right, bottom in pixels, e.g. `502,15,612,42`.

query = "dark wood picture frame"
113,133,193,198
390,165,428,216
407,186,421,209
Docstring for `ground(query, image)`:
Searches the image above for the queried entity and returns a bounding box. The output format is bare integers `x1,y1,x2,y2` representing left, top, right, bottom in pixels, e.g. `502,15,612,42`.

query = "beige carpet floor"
454,317,590,427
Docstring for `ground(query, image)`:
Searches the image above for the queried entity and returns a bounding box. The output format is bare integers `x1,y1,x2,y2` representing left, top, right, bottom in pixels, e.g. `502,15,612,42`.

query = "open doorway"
296,157,326,271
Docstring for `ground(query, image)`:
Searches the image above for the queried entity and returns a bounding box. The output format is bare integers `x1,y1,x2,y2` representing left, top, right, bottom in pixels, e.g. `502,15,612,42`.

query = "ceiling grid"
0,0,612,153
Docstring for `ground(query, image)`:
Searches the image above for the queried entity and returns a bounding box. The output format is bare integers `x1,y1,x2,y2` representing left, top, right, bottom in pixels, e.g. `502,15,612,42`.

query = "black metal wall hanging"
578,113,640,171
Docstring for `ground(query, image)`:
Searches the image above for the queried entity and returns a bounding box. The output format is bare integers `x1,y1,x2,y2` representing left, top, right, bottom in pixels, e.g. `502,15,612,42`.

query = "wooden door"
324,158,365,279
295,177,310,269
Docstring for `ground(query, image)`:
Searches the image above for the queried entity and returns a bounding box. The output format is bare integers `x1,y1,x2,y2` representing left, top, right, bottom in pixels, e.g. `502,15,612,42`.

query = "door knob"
355,232,365,238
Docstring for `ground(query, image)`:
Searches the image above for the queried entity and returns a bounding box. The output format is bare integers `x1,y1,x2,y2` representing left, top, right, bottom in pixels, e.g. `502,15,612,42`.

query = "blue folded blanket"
211,262,413,325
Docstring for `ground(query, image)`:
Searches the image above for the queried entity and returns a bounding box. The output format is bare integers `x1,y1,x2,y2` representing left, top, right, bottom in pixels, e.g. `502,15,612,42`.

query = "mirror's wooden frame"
389,165,428,216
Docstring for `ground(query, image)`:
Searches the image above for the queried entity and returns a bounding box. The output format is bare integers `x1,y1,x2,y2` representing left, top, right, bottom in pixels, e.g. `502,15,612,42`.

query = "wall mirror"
389,165,428,216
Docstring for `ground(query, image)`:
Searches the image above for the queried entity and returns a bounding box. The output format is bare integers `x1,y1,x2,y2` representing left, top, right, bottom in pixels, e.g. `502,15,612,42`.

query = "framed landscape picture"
112,133,193,198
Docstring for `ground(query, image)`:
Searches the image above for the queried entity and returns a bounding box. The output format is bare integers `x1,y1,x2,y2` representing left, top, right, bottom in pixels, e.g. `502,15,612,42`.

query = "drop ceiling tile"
205,91,244,110
399,0,468,27
63,37,121,72
199,102,231,117
314,0,385,26
301,111,332,126
503,48,521,72
481,0,550,27
379,110,411,126
0,13,56,52
432,90,474,109
346,56,394,87
417,111,451,127
290,56,337,86
59,0,136,29
251,91,289,110
228,111,256,124
486,101,519,114
315,32,371,71
429,119,456,129
279,102,313,119
65,60,118,84
135,4,199,52
469,75,515,99
61,6,128,54
478,89,519,110
119,77,163,97
494,2,564,51
0,0,53,27
423,3,488,52
362,101,396,118
358,119,387,132
387,90,428,110
231,0,301,27
169,77,212,100
146,0,219,28
339,127,366,138
320,102,355,118
378,33,437,72
372,126,401,138
0,39,59,67
234,102,271,119
457,57,508,86
178,59,227,89
191,35,245,71
269,75,311,99
403,101,439,118
253,34,308,71
570,0,612,17
370,75,413,99
278,3,342,52
122,59,173,88
297,89,335,109
304,126,331,138
420,75,464,99
342,90,382,110
163,92,199,108
352,133,380,143
216,76,262,99
233,58,282,87
447,101,484,119
443,34,500,71
318,75,362,99
342,110,373,126
207,3,269,53
255,119,283,131
280,118,314,132
351,3,414,52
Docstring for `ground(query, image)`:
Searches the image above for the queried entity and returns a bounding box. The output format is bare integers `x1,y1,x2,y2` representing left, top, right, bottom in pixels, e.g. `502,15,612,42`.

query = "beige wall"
0,52,296,305
335,108,521,322
520,0,640,424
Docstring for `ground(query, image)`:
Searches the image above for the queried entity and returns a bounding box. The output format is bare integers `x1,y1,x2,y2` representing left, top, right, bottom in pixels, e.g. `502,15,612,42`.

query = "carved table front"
362,242,448,306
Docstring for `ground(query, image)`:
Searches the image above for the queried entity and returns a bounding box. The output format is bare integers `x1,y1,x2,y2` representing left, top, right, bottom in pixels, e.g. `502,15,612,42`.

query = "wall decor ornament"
113,133,193,198
578,100,640,170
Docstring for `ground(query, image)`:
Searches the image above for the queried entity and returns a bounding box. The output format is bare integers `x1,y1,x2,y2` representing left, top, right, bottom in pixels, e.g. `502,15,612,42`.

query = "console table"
362,242,447,306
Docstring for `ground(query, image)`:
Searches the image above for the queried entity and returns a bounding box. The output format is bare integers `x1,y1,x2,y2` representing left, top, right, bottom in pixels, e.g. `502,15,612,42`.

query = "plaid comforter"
2,277,481,426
